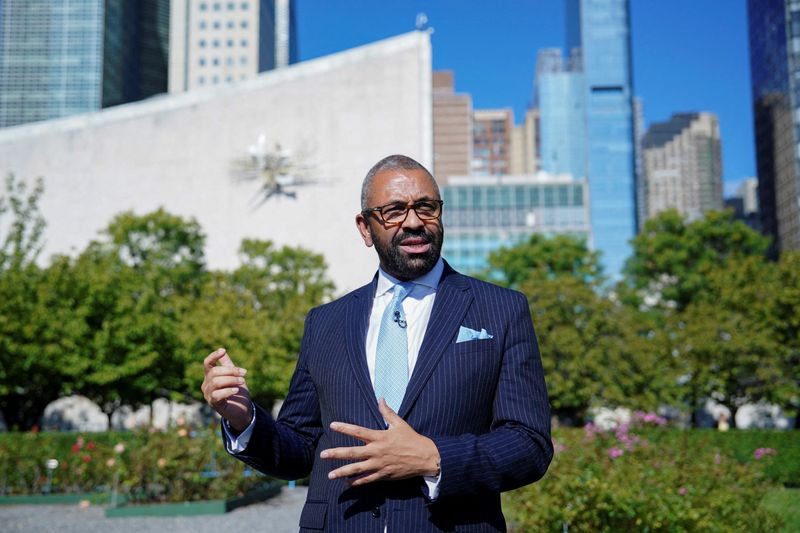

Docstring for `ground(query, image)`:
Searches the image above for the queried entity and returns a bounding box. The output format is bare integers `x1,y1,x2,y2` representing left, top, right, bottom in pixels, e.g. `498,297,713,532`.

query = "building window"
199,57,206,66
227,20,235,28
213,2,221,11
199,39,207,47
240,56,248,65
241,20,248,28
241,2,249,9
200,2,208,11
213,39,220,47
240,39,248,47
227,2,236,9
213,20,221,29
213,57,220,66
227,39,234,47
226,56,234,66
212,75,220,84
198,76,206,85
199,20,207,29
226,75,233,83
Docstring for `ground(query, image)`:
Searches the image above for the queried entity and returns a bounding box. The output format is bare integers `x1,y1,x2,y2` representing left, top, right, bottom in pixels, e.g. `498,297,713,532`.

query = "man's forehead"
370,168,438,198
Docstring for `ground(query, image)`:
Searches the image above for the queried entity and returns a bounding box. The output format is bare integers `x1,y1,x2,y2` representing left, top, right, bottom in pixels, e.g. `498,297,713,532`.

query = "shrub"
0,422,269,502
504,417,785,532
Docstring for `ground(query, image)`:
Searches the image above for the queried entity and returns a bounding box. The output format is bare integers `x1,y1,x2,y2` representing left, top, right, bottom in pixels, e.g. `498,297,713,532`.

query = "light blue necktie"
374,283,412,412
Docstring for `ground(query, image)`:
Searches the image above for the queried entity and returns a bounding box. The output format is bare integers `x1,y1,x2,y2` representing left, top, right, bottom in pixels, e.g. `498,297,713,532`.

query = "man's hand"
320,399,440,486
201,348,253,432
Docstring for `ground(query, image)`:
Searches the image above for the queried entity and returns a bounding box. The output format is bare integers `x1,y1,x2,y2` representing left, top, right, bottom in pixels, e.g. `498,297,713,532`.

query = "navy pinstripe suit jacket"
225,263,552,532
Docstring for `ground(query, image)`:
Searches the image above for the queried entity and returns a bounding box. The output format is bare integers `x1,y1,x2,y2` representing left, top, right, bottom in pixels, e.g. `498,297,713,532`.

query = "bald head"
360,154,439,210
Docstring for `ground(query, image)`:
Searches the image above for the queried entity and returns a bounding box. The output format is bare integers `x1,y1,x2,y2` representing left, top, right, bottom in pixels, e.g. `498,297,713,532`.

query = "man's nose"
402,206,425,229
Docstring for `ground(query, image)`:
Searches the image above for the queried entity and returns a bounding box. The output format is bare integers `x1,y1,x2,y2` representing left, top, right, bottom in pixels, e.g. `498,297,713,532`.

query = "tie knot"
393,283,412,302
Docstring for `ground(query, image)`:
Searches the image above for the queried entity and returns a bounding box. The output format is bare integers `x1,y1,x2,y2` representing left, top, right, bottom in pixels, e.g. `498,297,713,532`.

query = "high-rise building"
536,47,586,180
432,70,472,183
642,112,723,221
510,108,540,175
568,0,637,276
0,0,169,129
442,173,591,274
747,0,800,255
169,0,298,93
472,108,513,176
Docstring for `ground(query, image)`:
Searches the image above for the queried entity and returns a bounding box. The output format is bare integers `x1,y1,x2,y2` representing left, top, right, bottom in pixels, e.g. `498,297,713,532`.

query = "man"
202,155,552,532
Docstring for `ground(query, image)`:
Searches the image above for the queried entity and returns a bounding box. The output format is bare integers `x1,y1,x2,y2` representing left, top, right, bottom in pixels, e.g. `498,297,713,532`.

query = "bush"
0,422,269,502
504,416,786,532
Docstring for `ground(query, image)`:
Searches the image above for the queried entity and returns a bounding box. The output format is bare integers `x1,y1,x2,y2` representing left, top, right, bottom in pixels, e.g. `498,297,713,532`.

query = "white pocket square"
456,326,493,343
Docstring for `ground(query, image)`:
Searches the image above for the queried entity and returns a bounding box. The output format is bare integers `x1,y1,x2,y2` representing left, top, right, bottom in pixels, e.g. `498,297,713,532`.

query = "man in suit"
202,154,552,532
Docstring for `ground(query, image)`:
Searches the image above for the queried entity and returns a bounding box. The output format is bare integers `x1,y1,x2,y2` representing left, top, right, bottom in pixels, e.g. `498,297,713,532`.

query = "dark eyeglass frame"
362,199,444,227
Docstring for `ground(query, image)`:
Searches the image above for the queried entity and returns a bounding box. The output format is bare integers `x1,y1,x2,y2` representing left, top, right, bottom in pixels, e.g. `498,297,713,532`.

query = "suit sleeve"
221,308,323,480
431,291,553,497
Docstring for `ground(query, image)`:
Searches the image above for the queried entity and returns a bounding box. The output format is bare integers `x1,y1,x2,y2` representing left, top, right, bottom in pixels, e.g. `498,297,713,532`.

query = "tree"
179,240,334,408
623,209,770,312
0,175,90,429
75,209,207,420
675,255,796,428
488,234,676,424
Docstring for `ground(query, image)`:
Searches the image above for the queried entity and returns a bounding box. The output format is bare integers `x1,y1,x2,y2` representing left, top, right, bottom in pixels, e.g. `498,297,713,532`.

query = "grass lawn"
762,488,800,532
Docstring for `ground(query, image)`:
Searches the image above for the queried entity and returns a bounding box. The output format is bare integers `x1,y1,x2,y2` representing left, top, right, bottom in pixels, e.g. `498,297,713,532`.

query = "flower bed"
0,423,270,503
504,415,791,531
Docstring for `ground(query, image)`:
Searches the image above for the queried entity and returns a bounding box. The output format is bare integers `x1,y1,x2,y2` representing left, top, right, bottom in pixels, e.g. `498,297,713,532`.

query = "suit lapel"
398,265,472,418
344,275,386,426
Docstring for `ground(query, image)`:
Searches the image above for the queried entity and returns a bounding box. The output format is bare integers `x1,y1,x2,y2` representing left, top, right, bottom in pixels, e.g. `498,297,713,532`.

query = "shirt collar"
376,257,444,298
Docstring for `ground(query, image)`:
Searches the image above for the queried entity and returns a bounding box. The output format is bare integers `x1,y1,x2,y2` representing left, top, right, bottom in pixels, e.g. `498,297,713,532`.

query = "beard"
370,223,443,281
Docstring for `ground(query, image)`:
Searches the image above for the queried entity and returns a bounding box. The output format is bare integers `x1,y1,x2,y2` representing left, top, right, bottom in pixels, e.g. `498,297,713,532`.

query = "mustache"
392,228,433,246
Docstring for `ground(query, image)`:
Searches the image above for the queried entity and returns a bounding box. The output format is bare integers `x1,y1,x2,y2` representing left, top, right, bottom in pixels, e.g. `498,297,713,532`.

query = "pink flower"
678,487,687,495
552,439,568,455
157,458,167,468
114,443,126,454
714,453,721,465
177,428,188,437
82,455,91,463
106,458,116,468
754,447,777,460
608,447,624,459
86,441,96,451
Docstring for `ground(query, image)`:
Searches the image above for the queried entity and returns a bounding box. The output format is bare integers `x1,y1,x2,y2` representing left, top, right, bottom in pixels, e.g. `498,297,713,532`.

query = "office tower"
432,71,472,183
472,108,513,176
725,177,760,230
510,108,540,175
535,47,586,180
0,0,169,129
169,0,298,93
441,173,591,274
633,97,646,230
747,0,800,254
642,113,723,221
565,0,637,276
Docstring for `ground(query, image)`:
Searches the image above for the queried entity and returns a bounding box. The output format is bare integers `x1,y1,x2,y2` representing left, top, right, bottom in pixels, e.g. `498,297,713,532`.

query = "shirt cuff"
222,407,256,454
423,472,441,501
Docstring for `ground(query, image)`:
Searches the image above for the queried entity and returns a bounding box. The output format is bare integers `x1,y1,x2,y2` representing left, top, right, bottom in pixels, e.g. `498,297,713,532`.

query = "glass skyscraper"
569,0,637,277
747,0,800,254
0,0,169,129
533,0,637,276
536,48,587,181
442,175,591,274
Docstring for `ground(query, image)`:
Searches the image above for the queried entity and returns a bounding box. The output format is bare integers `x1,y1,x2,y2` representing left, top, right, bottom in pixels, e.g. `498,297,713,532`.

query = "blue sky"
296,1,753,196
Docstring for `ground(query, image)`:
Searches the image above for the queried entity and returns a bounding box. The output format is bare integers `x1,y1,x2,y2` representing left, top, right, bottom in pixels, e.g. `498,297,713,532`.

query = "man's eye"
414,201,436,215
381,204,407,220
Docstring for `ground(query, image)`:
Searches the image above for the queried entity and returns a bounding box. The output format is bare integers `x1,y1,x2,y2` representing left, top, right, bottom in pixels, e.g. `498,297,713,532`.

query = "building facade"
536,47,586,180
510,108,539,175
642,112,723,221
472,108,513,176
747,0,800,254
432,70,472,183
0,0,169,129
168,0,298,93
0,32,432,293
570,0,637,277
442,174,591,273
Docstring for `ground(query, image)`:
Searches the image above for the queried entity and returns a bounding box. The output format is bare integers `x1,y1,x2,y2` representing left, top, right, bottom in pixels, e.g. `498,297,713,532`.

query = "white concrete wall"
0,31,433,294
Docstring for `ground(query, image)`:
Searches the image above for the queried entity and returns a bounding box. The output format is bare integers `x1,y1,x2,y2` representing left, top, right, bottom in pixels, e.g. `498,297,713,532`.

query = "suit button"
371,507,381,518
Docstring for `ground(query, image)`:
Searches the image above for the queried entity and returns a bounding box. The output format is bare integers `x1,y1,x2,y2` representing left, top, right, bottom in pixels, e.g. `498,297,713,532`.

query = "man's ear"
355,213,374,247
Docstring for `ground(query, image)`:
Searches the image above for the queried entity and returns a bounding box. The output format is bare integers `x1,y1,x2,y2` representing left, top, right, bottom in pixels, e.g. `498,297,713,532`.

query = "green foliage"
0,426,268,502
0,174,45,271
504,423,786,532
761,489,800,532
623,209,770,312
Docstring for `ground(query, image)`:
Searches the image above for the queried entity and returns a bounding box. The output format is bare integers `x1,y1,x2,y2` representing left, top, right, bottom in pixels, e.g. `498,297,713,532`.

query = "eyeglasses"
362,199,444,226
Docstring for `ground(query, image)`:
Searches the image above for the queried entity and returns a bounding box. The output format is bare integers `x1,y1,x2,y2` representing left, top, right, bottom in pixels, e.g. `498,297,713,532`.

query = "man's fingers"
210,387,240,403
320,445,371,461
208,365,247,379
204,348,232,369
349,471,384,487
377,398,403,427
327,459,378,480
211,375,245,390
329,421,378,441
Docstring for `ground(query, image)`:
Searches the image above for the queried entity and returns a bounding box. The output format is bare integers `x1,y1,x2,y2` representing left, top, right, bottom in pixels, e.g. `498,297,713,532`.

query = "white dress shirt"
224,258,445,500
